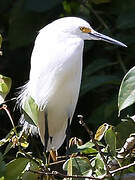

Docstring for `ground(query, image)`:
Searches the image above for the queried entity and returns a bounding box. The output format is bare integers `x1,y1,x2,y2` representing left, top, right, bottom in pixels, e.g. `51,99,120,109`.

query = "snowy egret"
18,17,127,151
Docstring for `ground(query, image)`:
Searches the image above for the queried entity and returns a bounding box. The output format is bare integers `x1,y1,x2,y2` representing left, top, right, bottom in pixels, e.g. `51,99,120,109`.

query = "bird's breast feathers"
29,37,84,109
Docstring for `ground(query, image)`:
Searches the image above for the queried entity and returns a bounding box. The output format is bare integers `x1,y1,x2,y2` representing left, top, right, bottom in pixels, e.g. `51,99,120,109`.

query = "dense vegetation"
0,0,135,179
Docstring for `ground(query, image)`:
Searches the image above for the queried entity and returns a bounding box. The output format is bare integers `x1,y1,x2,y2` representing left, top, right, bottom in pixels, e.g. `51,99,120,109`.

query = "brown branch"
49,159,66,166
78,115,111,176
110,161,135,174
1,104,18,136
29,169,104,179
29,160,135,180
2,105,15,127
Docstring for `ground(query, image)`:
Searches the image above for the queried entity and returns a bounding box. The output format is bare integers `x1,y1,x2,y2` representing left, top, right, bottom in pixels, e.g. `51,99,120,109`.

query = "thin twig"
1,104,18,136
20,148,46,171
2,105,15,128
29,169,104,179
110,161,135,174
0,97,16,105
49,159,66,166
29,159,135,180
78,115,111,176
29,158,135,179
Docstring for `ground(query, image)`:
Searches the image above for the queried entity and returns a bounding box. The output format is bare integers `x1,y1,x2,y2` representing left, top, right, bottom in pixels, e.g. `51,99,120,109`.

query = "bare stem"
0,104,18,136
0,97,16,105
29,169,103,179
78,115,111,176
110,161,135,174
29,160,135,179
49,159,66,166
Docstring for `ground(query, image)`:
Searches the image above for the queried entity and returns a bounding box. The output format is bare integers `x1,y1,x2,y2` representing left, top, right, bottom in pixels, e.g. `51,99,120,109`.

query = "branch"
49,159,66,166
110,161,135,174
29,169,105,180
0,97,16,105
29,161,135,180
0,104,18,136
78,115,111,176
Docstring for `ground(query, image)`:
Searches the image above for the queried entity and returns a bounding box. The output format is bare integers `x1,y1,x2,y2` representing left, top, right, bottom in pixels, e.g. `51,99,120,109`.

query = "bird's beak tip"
90,31,127,48
122,44,127,48
118,42,127,48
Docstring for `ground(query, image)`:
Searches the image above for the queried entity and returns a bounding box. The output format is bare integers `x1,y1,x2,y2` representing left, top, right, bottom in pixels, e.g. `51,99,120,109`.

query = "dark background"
0,0,135,155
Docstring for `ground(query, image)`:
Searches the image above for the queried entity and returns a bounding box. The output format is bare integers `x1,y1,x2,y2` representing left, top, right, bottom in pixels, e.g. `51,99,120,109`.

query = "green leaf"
68,142,98,155
0,177,4,180
4,158,29,180
3,142,13,156
23,96,39,126
22,161,40,180
118,66,135,114
63,157,92,180
95,123,109,141
77,141,95,151
93,153,106,176
104,126,116,157
80,75,120,96
0,129,14,147
115,119,135,148
0,75,11,93
20,140,29,149
24,0,63,12
0,75,12,104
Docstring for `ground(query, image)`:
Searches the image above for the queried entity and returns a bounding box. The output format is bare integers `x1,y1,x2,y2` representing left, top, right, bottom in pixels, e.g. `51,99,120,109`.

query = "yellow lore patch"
80,26,91,33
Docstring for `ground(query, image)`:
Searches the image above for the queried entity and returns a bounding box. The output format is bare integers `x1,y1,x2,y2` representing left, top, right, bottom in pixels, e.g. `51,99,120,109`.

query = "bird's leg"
44,111,49,152
66,117,71,156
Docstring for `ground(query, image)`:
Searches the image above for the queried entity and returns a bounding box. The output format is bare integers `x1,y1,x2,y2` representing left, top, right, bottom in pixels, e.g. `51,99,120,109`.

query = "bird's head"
46,17,127,47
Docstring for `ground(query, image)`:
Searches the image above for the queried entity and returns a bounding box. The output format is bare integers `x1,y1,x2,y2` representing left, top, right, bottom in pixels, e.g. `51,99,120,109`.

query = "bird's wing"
29,32,83,110
21,31,83,150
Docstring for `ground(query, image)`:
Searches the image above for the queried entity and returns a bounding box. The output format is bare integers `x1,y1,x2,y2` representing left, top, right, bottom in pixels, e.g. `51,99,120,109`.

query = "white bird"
18,17,127,151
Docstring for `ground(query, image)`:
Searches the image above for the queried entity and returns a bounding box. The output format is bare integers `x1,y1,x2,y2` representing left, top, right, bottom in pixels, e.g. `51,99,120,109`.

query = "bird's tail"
16,82,29,109
16,81,39,136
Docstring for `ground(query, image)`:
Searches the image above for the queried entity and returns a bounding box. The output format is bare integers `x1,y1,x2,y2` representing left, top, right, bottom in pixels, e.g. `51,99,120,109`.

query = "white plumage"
18,17,126,151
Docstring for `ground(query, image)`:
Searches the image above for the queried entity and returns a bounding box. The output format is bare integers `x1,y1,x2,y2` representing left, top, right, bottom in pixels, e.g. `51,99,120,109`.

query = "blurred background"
0,0,135,156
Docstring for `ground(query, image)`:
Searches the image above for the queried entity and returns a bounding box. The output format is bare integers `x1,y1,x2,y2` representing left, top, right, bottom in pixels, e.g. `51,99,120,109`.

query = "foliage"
0,0,135,179
118,66,135,115
23,96,39,126
0,107,135,179
0,75,12,104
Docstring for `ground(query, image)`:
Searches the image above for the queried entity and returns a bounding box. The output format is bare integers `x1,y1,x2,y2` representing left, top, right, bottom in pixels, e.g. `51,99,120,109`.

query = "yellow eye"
80,27,91,33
